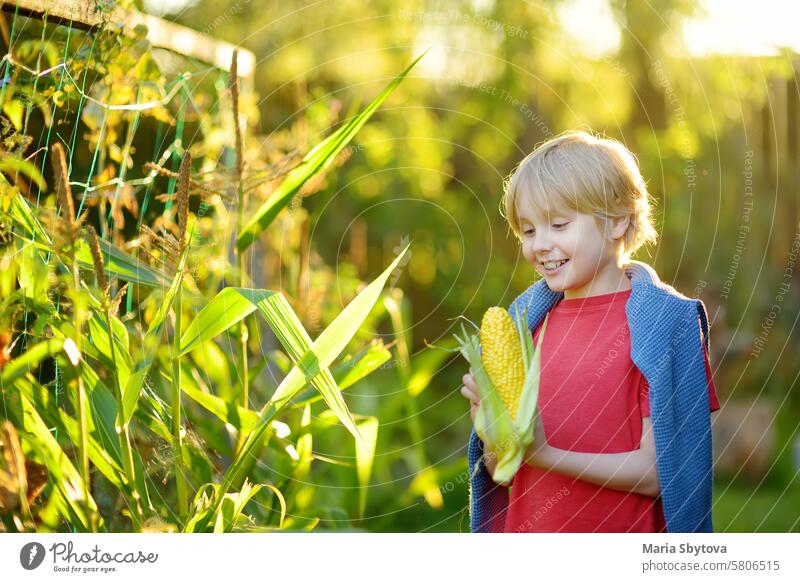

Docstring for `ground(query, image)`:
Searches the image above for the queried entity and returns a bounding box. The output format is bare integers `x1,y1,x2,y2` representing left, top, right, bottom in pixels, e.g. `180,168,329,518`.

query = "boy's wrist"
524,441,555,469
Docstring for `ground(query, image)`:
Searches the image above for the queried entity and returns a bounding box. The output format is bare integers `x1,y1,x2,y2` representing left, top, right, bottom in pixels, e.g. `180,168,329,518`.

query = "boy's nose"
531,232,552,254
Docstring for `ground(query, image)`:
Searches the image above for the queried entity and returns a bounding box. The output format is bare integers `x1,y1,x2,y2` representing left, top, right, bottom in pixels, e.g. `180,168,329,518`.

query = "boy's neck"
562,256,632,300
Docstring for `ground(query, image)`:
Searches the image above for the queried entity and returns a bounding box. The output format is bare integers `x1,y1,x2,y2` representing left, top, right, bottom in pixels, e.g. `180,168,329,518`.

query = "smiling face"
516,193,632,300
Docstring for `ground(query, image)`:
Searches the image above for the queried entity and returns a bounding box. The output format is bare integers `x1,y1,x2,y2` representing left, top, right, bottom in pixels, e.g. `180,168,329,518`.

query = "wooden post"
0,0,255,88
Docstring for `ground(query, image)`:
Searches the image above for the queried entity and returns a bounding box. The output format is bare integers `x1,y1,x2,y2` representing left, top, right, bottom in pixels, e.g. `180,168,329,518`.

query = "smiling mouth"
540,259,569,272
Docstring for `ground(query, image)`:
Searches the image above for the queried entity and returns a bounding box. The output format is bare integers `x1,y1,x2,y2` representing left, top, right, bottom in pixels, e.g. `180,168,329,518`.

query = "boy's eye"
552,222,569,229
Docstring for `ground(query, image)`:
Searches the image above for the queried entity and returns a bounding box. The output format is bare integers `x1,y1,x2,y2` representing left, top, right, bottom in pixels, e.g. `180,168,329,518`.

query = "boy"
461,130,720,532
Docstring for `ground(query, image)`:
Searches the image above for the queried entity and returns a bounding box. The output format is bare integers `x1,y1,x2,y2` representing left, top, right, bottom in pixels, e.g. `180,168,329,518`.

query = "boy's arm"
524,415,660,498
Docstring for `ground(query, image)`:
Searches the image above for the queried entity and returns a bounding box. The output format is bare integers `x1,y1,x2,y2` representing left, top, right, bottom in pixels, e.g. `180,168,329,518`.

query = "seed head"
87,226,108,295
229,49,244,184
177,151,190,253
51,142,77,240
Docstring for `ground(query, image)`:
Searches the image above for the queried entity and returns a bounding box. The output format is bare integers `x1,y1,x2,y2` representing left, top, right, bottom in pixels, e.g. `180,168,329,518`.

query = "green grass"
713,474,800,532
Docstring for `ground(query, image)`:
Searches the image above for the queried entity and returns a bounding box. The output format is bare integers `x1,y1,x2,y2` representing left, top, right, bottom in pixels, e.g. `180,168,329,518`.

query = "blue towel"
468,260,714,533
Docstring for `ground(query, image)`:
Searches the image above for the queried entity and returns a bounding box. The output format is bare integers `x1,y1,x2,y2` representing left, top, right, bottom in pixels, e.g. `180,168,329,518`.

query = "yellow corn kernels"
479,307,525,421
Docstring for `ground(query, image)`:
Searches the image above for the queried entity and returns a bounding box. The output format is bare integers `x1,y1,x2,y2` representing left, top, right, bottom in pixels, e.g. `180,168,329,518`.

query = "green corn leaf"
88,311,132,388
16,238,52,305
180,286,365,436
355,416,379,519
5,188,168,289
188,340,234,400
10,392,99,530
0,155,46,190
122,246,188,424
6,185,51,244
74,237,170,289
266,243,411,437
180,372,258,434
179,287,275,357
263,484,287,530
13,373,126,490
213,480,264,533
236,52,427,251
0,338,69,386
288,340,392,408
255,292,362,444
201,246,410,526
185,480,274,533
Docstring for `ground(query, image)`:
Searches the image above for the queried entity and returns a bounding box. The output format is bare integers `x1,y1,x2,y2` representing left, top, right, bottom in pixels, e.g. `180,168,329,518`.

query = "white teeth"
543,259,567,270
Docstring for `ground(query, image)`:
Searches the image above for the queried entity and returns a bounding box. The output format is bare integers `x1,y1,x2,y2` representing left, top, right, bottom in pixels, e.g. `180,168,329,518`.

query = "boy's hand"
460,369,500,479
459,369,480,423
524,407,553,469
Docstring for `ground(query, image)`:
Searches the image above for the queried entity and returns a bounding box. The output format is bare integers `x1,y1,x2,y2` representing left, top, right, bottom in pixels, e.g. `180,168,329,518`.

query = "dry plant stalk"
87,226,108,294
51,142,78,242
230,49,243,183
177,151,190,254
144,162,225,201
230,48,250,412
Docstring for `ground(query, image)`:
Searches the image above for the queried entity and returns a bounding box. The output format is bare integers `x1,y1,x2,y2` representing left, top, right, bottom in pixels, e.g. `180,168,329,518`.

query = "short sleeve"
639,374,651,418
639,342,720,417
703,342,721,411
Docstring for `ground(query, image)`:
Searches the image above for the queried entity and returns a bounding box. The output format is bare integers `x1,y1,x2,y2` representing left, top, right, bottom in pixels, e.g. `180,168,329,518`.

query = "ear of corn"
480,307,526,421
455,306,549,486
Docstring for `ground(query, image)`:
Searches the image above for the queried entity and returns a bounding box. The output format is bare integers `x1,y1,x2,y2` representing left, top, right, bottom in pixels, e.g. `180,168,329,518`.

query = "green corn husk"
455,307,549,486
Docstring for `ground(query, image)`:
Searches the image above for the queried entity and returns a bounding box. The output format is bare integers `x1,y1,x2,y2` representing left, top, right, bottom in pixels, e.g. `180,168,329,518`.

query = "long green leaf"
289,340,392,408
236,52,427,251
13,374,125,490
200,246,411,527
180,287,358,435
0,156,47,190
122,246,188,424
267,243,410,437
255,292,362,439
74,238,170,288
11,392,99,530
180,371,258,434
7,186,51,245
0,338,67,386
355,417,379,519
179,287,274,356
88,311,132,388
6,188,167,288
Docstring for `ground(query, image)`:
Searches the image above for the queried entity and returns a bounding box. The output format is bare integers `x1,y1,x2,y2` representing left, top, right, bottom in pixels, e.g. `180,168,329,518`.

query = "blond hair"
501,130,658,260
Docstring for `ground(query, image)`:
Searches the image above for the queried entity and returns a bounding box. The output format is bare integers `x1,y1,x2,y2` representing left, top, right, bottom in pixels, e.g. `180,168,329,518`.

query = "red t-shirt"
503,288,720,533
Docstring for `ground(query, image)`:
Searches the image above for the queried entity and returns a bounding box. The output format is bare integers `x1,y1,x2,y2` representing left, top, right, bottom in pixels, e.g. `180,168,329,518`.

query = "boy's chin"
540,277,566,291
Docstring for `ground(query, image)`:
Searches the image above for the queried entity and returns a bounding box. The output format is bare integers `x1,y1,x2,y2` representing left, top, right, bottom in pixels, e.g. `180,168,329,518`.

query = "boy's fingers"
460,384,478,399
460,385,479,405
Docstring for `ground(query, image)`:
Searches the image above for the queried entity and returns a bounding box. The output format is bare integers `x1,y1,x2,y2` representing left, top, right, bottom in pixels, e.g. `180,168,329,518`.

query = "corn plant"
0,15,426,530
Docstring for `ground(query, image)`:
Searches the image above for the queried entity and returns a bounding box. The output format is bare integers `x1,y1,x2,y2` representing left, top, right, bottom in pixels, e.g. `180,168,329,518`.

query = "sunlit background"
1,0,798,533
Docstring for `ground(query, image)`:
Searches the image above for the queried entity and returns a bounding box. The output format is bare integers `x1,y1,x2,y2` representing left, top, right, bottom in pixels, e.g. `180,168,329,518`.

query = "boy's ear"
609,214,631,241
